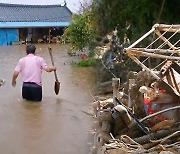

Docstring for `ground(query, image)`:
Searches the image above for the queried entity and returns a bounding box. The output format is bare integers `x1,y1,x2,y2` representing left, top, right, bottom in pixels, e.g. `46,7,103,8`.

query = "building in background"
0,3,72,45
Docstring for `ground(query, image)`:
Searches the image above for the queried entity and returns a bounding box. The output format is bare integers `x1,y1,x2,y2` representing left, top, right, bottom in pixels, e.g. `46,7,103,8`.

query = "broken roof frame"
124,24,180,97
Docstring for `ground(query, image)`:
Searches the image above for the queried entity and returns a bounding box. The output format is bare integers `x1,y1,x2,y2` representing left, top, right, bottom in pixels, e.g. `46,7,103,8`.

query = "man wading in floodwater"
12,44,56,101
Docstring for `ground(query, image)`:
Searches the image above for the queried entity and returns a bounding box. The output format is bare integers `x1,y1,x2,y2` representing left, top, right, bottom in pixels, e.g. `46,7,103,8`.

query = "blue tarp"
0,29,18,45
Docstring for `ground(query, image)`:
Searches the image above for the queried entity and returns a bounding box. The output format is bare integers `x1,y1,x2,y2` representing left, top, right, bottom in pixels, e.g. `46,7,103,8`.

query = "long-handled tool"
48,47,60,95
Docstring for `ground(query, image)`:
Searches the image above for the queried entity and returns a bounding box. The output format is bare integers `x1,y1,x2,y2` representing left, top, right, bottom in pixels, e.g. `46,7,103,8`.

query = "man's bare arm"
44,66,56,72
12,71,19,87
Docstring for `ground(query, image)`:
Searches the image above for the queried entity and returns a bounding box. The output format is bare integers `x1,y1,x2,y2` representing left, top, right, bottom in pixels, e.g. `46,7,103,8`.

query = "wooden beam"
158,28,180,33
128,48,180,54
128,55,160,80
134,127,179,144
126,50,180,60
128,55,180,97
153,24,180,30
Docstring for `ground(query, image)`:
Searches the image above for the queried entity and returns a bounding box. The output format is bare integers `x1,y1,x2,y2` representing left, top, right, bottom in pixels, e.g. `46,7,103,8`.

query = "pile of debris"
91,24,180,154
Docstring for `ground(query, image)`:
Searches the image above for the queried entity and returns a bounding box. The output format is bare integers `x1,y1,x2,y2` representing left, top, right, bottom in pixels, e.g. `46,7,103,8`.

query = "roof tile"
0,3,72,22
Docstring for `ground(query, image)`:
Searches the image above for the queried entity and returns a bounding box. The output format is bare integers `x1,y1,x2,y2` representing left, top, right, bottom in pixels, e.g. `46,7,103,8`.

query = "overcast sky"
0,0,90,13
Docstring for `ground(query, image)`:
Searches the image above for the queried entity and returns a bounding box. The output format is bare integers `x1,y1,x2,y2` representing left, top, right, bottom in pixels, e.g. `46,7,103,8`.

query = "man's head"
26,44,36,54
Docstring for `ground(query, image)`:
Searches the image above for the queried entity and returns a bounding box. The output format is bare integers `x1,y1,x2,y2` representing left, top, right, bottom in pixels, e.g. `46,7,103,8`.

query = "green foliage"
64,0,179,50
62,12,95,52
72,57,97,67
91,0,180,42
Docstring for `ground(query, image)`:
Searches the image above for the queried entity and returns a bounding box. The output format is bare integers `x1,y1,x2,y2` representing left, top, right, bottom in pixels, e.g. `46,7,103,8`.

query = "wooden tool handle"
48,47,59,82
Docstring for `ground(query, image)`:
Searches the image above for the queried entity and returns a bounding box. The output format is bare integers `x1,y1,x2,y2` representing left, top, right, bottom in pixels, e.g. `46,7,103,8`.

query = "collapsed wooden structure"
92,24,180,154
124,24,180,100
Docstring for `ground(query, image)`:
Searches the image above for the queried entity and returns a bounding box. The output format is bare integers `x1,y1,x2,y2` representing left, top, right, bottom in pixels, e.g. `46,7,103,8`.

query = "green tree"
62,11,95,52
88,0,180,82
91,0,180,43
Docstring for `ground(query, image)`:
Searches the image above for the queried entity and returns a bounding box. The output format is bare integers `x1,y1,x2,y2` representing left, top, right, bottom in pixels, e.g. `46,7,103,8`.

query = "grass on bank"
72,57,97,67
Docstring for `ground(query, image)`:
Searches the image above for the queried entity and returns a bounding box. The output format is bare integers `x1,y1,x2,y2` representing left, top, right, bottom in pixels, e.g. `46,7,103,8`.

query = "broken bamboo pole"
157,28,180,33
125,50,180,60
153,24,180,29
129,48,180,54
153,24,180,33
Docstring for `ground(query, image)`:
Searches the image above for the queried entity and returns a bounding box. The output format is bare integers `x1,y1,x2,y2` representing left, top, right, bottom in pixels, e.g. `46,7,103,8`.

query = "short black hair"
26,44,36,54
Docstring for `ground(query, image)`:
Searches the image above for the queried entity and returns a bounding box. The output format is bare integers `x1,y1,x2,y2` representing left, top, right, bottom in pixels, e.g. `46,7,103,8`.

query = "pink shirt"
15,54,47,85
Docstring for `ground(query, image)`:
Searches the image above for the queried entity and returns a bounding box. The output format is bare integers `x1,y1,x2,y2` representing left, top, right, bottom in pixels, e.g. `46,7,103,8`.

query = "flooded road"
0,44,96,154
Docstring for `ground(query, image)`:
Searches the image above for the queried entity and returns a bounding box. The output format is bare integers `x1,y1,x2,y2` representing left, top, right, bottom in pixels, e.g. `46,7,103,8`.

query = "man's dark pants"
22,82,42,101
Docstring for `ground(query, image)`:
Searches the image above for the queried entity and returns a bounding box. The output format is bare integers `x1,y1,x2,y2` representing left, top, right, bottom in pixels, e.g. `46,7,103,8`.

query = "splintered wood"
124,24,180,99
92,24,180,154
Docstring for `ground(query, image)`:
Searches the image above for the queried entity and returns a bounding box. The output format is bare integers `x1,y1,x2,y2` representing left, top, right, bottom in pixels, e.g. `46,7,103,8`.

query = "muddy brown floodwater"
0,44,96,154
